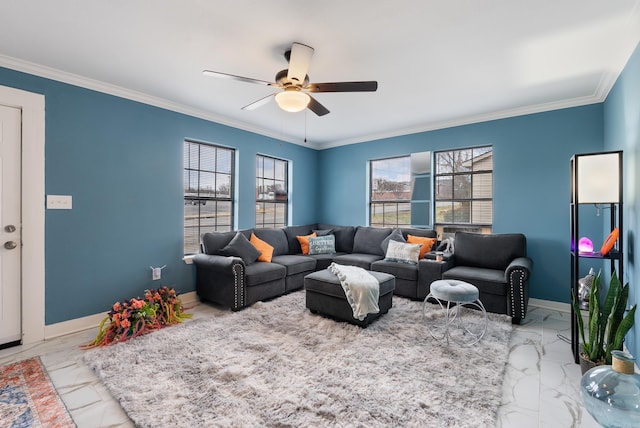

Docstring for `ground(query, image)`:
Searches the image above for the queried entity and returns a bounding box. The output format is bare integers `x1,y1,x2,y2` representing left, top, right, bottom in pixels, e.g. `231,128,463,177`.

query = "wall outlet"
152,267,161,280
47,195,72,209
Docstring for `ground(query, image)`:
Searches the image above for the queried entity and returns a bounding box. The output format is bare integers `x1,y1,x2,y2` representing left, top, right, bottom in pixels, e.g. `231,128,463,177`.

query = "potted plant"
572,270,637,374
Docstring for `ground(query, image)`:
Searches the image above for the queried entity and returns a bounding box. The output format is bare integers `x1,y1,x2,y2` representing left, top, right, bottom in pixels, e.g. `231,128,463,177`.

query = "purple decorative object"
578,237,594,253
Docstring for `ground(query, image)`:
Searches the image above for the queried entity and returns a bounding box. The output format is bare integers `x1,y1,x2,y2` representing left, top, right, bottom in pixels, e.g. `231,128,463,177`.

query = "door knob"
4,241,17,250
4,225,16,233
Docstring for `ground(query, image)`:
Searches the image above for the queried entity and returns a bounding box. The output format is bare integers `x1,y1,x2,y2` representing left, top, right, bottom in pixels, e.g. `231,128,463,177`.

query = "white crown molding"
316,90,608,150
0,51,626,152
0,54,304,147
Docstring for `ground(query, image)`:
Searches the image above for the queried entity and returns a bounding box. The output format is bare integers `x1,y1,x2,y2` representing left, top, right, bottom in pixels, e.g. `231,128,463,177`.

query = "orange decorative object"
600,228,619,255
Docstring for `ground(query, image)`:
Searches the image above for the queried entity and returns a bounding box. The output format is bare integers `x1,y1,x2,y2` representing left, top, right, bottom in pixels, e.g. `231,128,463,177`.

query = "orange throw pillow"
296,232,317,255
250,233,274,262
407,235,437,259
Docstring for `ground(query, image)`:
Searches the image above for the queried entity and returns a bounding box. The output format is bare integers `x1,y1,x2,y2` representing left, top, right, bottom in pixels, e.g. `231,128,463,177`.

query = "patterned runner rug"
85,292,513,427
0,357,75,427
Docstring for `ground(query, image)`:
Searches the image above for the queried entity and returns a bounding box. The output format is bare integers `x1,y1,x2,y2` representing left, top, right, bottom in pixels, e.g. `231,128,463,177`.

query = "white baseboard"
529,298,571,313
44,291,199,340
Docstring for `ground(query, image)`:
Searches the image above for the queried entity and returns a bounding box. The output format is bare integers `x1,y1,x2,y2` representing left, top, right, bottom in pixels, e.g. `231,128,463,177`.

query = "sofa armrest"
425,251,455,262
417,259,455,299
193,254,247,310
505,256,533,322
193,254,245,272
505,257,532,281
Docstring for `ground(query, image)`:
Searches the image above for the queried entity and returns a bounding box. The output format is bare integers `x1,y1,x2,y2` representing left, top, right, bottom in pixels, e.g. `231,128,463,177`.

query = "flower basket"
82,286,192,348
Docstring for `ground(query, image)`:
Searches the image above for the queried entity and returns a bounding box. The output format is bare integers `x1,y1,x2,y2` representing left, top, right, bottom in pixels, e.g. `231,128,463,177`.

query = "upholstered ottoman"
304,269,395,327
423,279,487,346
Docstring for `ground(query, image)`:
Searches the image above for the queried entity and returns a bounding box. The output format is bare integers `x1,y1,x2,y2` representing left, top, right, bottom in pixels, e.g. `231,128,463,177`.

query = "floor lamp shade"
576,152,621,203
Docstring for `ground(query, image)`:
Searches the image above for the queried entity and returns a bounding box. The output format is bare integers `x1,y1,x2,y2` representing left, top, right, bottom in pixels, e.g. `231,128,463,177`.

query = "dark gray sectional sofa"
193,225,533,323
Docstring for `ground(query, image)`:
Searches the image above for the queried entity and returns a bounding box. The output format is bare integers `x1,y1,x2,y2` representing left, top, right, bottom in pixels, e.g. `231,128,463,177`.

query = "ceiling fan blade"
307,95,330,116
306,81,378,92
202,70,276,86
287,43,314,85
241,93,276,111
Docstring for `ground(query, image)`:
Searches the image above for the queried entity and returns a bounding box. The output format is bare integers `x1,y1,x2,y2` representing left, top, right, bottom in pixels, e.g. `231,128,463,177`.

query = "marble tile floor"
0,302,600,427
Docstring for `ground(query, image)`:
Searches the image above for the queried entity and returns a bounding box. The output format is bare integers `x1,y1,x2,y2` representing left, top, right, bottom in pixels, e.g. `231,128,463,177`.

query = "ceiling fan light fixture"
275,90,310,112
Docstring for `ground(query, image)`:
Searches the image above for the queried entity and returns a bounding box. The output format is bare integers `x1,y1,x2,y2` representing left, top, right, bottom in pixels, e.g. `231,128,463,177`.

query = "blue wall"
603,40,640,361
3,56,633,325
0,67,318,324
318,105,605,303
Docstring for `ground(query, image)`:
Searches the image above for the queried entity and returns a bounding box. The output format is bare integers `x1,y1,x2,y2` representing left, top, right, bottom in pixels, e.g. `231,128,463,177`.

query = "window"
256,155,288,228
370,156,411,227
434,146,493,236
183,141,234,254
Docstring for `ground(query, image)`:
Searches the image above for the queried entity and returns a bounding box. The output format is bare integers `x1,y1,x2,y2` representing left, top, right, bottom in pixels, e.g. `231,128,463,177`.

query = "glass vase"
580,350,640,427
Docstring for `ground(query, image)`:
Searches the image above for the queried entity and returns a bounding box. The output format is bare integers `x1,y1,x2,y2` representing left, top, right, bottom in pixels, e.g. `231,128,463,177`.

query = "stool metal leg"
424,295,488,346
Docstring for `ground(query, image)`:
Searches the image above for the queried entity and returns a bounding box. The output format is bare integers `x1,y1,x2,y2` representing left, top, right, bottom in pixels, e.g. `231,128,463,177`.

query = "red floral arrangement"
82,286,192,348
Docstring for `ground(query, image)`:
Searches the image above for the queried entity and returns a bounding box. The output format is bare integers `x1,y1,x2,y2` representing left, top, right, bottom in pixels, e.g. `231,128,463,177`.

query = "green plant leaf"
571,289,586,346
609,304,637,364
588,271,602,361
606,277,629,352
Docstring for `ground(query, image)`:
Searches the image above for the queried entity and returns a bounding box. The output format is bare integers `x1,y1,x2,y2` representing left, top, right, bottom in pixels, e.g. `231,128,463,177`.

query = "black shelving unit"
570,151,623,364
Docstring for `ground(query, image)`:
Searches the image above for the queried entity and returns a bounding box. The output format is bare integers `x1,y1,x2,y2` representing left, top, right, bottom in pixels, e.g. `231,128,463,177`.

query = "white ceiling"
1,1,639,149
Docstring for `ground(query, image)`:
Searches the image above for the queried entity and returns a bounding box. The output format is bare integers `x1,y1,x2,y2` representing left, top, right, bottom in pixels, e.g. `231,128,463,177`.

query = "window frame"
183,140,235,254
433,145,493,231
255,154,289,228
369,155,412,228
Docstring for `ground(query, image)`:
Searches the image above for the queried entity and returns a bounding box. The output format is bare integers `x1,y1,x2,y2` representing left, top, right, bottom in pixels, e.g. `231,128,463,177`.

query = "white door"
0,104,21,346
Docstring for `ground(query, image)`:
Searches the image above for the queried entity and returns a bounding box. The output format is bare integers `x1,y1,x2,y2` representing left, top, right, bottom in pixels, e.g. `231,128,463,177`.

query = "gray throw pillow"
381,228,406,254
219,232,261,264
313,228,334,237
308,235,336,255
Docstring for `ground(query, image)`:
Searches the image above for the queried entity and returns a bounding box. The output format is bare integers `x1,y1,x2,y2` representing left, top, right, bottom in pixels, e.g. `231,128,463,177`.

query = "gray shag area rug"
84,291,513,427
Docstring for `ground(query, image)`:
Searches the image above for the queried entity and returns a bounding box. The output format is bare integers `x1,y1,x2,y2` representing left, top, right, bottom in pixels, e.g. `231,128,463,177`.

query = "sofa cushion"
308,235,336,255
253,228,290,256
318,224,356,253
384,240,421,265
380,228,406,254
201,231,237,255
308,252,346,270
313,228,334,236
352,226,392,256
442,266,507,296
371,259,419,281
244,262,287,286
332,253,384,270
271,255,317,276
284,224,316,254
454,232,526,271
400,227,438,239
250,233,274,262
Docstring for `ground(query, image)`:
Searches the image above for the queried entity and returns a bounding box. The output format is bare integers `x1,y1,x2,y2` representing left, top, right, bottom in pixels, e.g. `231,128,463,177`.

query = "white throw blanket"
328,263,380,320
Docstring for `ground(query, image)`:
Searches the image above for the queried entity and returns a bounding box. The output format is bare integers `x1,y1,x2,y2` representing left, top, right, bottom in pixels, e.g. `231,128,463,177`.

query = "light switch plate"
47,195,73,209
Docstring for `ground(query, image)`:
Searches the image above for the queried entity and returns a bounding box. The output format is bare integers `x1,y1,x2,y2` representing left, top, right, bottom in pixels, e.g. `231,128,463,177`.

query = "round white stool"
423,279,487,346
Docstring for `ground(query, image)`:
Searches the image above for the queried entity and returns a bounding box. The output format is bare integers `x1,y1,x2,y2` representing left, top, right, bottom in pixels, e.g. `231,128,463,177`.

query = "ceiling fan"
203,42,378,116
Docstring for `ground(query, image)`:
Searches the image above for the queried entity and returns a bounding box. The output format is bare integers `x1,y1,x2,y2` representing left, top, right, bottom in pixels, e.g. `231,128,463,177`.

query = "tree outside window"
370,156,411,227
435,146,493,228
